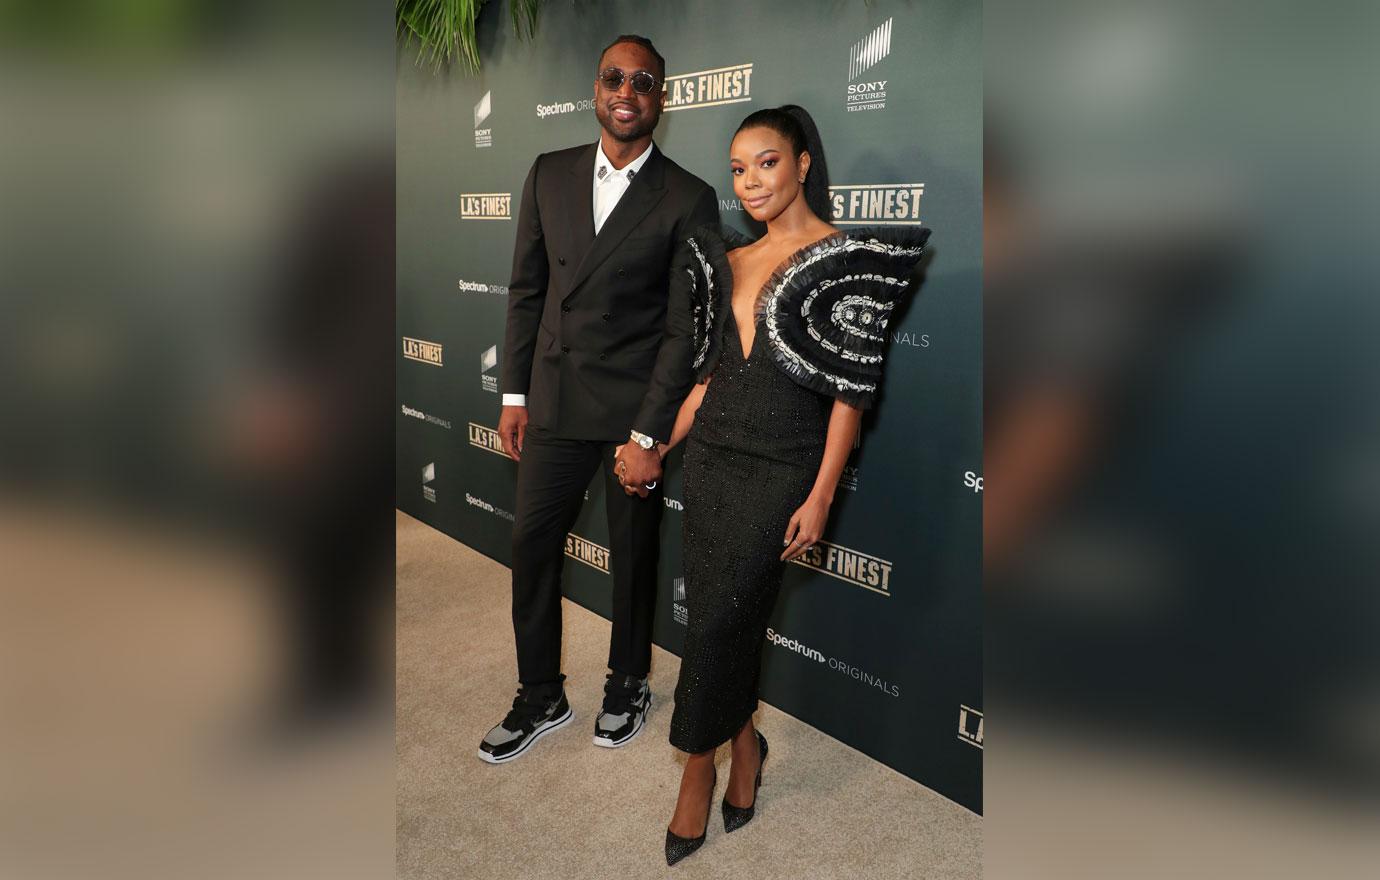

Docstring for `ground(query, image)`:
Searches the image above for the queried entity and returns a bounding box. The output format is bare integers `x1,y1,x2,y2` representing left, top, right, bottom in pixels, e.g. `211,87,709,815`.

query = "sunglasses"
597,67,661,95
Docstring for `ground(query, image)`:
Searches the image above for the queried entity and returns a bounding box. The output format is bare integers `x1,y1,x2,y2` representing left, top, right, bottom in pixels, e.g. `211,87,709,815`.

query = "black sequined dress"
667,225,929,753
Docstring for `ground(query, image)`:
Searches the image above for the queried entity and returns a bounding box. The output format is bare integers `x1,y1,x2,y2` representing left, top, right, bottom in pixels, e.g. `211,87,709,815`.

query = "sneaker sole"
592,694,651,749
476,705,574,765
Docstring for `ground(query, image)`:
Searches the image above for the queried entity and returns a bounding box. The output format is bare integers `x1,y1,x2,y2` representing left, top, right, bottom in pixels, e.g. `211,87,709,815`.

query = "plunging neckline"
725,231,846,364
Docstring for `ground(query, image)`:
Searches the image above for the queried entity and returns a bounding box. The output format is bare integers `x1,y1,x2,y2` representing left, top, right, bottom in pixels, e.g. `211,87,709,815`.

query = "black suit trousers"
511,424,662,685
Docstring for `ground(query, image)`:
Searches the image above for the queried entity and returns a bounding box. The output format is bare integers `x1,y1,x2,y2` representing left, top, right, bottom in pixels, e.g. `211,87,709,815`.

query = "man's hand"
614,442,662,499
498,405,529,461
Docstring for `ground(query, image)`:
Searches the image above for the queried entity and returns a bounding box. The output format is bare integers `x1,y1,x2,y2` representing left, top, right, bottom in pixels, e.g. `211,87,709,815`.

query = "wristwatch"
629,429,656,450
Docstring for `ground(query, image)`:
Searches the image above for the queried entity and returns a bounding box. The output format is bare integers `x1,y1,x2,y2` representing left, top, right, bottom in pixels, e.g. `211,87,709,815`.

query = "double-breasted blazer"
501,142,719,441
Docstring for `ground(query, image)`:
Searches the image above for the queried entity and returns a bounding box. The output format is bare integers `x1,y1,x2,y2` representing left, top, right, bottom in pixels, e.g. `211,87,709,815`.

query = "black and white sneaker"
477,683,573,764
592,672,651,748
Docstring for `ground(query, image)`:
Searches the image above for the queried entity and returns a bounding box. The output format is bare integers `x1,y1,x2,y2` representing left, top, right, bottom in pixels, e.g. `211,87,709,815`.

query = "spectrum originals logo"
536,97,595,119
766,627,901,697
400,404,451,430
457,279,509,296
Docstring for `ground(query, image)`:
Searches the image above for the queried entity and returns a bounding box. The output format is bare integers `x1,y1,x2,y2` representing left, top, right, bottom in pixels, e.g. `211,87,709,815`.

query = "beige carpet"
396,510,981,879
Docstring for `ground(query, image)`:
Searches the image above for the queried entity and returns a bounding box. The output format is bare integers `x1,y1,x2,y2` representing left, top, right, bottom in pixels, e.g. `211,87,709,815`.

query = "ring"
644,481,657,490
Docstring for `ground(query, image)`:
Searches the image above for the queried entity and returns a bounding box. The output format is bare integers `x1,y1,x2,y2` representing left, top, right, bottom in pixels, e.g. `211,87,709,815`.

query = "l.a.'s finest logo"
958,704,984,749
789,539,893,596
467,422,509,458
474,90,492,148
422,462,436,503
664,63,753,112
845,17,893,113
830,183,925,225
460,192,511,220
403,336,443,366
565,533,610,574
479,345,498,393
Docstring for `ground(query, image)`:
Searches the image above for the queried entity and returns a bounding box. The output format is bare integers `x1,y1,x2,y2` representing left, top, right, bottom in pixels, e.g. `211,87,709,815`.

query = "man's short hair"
598,34,666,82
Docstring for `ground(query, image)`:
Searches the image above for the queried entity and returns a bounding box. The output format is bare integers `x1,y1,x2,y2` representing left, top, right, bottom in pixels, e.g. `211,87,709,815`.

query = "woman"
618,106,929,865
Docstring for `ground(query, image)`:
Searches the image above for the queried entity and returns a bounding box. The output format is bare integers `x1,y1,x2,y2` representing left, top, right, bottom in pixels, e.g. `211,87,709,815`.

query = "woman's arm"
782,398,863,560
659,379,710,460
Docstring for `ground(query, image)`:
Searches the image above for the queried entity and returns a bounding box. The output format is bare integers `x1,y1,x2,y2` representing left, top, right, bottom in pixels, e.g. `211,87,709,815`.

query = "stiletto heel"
722,730,767,832
665,765,716,866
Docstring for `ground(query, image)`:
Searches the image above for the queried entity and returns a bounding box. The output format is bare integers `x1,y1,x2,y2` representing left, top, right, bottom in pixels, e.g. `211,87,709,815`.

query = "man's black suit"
502,142,718,685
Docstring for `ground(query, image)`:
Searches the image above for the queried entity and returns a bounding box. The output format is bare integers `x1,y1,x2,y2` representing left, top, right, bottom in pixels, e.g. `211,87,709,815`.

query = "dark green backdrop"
397,0,982,813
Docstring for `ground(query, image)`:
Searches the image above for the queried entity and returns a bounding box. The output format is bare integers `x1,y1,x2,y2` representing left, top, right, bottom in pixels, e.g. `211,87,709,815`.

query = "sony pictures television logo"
422,462,436,503
789,539,893,596
460,192,512,220
480,345,498,393
565,533,610,574
474,90,492,148
664,63,753,112
672,576,687,626
958,704,983,749
846,17,892,112
467,422,509,458
403,336,443,366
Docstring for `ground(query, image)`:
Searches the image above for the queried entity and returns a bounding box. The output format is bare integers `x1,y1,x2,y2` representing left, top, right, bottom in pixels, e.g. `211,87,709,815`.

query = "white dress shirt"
503,140,657,409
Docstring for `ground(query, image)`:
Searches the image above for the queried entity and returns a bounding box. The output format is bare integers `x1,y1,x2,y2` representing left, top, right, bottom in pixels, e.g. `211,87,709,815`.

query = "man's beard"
597,104,659,142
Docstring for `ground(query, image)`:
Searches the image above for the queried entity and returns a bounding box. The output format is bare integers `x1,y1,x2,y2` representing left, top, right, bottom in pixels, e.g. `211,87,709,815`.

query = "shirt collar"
595,140,655,184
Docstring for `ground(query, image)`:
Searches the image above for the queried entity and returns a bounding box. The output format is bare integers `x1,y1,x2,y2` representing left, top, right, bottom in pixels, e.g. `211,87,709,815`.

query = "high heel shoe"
722,730,768,833
665,765,716,866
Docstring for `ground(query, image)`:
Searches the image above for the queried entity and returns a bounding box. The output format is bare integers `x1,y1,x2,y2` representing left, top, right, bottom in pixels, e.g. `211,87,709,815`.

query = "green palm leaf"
397,0,544,74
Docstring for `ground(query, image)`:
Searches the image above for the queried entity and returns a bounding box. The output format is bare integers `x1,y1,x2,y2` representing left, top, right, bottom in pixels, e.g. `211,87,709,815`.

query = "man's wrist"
629,429,657,450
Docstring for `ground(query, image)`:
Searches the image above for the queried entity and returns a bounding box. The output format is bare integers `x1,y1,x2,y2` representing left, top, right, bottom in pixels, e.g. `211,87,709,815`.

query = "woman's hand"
781,493,832,561
656,442,671,462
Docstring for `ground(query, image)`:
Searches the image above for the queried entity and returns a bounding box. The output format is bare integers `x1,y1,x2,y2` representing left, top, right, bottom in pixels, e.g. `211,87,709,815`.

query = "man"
478,35,719,763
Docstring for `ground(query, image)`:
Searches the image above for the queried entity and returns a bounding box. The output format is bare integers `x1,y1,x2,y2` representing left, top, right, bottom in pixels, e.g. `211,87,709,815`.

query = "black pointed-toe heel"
666,766,716,866
722,730,768,833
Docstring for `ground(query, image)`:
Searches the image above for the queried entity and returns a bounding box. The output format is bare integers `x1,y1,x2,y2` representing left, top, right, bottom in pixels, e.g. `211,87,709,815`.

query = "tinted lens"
599,70,624,91
629,72,658,94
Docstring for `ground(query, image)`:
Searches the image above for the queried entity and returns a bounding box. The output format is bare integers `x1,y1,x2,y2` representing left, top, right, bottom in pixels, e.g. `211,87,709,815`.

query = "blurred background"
0,2,394,877
2,0,1377,877
985,0,1379,876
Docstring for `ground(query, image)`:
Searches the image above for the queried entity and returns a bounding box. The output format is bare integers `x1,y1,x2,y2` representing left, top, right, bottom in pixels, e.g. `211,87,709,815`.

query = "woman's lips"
744,194,772,209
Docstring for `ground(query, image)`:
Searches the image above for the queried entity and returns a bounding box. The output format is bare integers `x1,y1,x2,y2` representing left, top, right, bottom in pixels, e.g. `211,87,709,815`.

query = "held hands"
781,493,832,561
612,442,663,499
498,405,528,461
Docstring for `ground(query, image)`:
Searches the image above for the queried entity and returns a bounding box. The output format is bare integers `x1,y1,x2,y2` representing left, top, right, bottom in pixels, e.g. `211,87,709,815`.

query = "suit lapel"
568,143,597,254
566,145,668,298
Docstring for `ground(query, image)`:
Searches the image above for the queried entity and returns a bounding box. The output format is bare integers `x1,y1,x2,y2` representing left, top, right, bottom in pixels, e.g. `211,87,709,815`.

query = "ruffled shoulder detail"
676,224,756,382
757,226,931,409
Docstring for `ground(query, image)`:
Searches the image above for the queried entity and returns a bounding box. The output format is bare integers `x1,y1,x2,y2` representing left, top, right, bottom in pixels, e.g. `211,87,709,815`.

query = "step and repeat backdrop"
397,0,982,812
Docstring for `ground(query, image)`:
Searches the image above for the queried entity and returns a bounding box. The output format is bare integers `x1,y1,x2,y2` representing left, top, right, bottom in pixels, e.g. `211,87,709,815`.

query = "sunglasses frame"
596,67,662,96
